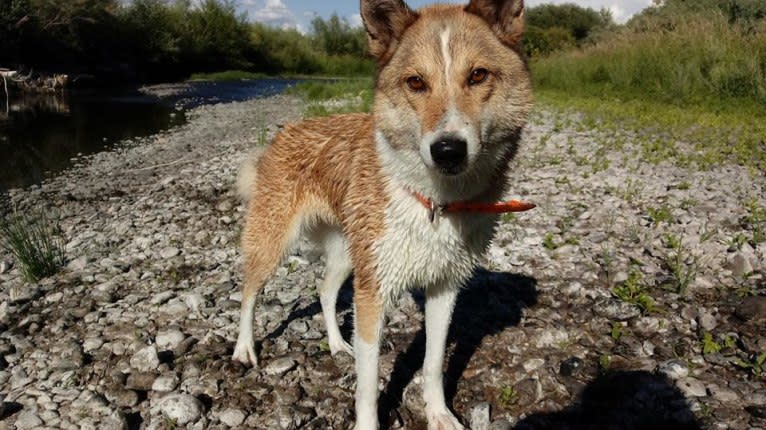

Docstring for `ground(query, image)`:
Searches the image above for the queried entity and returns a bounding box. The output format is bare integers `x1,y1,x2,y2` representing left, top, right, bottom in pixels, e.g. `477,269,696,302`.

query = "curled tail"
236,148,265,203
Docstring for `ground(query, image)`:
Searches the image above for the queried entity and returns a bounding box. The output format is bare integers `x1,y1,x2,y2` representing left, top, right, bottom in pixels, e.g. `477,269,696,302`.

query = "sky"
239,0,655,33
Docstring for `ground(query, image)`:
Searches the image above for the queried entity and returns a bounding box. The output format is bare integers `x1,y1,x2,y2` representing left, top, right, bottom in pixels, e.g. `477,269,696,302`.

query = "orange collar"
411,191,535,222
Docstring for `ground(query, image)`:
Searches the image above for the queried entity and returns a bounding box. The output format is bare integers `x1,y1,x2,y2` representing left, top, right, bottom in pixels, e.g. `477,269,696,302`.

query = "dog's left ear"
361,0,418,62
465,0,525,48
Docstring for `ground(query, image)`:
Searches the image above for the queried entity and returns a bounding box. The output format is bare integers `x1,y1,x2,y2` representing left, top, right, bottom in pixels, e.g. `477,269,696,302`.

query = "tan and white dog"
233,0,532,428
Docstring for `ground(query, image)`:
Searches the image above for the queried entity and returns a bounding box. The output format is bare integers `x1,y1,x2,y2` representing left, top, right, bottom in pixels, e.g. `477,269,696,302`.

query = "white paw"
232,340,258,367
427,409,464,430
329,337,353,357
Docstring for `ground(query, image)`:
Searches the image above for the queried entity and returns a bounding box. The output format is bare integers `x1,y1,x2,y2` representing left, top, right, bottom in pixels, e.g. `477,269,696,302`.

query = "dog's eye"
469,68,489,85
406,76,426,92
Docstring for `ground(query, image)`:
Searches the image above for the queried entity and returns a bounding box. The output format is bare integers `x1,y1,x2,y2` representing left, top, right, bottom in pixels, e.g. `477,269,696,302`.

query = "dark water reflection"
0,79,301,192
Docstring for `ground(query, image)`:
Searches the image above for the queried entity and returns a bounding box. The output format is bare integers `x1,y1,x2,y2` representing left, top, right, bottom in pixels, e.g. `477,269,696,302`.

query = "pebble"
676,378,707,398
152,374,180,393
657,360,689,380
130,346,160,372
159,246,181,259
735,296,766,322
263,357,297,376
156,329,186,351
155,393,204,425
470,402,491,430
14,410,44,429
219,408,247,427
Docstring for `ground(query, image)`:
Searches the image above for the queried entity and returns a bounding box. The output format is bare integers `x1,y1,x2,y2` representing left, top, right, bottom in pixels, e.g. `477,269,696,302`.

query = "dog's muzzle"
430,138,467,175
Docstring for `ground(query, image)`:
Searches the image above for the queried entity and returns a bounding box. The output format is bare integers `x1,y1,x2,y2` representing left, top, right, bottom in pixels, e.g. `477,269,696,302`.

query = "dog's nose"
430,138,467,174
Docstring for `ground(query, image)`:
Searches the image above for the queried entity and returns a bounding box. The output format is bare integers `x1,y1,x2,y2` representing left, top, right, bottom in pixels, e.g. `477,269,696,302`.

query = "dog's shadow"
378,268,539,427
513,370,702,430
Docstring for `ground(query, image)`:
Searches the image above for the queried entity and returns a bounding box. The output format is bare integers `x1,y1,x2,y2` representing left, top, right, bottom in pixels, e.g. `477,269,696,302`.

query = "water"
0,78,301,192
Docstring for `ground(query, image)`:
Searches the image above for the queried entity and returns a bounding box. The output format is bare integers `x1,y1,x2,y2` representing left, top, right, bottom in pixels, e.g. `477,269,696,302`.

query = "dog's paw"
426,410,464,430
232,341,258,367
329,338,353,357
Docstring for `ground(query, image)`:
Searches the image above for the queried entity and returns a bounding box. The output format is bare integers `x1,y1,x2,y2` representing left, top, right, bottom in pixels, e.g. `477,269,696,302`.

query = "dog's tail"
236,148,265,203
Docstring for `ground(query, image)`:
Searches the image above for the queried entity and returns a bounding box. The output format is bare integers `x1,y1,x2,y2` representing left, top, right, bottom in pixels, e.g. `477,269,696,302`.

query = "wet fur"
233,1,532,429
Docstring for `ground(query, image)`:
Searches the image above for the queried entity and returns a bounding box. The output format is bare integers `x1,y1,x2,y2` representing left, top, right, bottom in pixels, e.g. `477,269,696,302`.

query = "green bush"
0,209,66,282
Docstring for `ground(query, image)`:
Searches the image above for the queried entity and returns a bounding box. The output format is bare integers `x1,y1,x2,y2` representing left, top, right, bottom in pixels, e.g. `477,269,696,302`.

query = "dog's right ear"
361,0,418,62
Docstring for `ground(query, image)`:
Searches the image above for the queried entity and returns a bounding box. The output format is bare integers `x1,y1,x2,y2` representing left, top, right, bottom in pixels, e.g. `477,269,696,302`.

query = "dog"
233,0,532,428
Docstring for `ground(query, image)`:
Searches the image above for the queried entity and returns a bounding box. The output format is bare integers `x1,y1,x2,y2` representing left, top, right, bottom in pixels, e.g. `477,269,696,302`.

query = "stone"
14,410,43,429
160,247,181,259
469,402,491,430
152,374,180,393
219,408,247,427
726,253,753,278
735,296,766,322
559,357,584,377
130,346,160,372
156,329,186,351
126,372,156,391
489,420,513,430
156,393,204,425
676,378,707,398
263,357,297,376
594,298,641,321
657,360,689,380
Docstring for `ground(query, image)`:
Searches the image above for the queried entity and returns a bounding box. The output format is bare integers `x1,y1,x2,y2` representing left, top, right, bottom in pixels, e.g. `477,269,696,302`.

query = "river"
0,79,301,192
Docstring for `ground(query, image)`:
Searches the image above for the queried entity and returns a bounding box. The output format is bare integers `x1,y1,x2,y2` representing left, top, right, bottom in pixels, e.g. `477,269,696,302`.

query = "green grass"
0,209,66,282
286,78,374,116
532,12,766,107
188,70,271,81
612,270,654,314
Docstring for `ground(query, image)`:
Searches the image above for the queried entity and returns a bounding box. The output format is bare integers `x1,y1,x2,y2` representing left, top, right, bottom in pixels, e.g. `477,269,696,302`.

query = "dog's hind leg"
233,197,302,367
317,227,353,356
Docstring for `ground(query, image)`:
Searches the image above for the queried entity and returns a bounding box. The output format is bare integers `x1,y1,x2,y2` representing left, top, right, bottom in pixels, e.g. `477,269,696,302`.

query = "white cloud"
245,0,304,32
348,13,364,29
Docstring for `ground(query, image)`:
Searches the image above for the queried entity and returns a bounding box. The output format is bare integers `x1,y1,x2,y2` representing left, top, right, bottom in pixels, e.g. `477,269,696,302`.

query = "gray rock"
160,246,181,259
264,356,297,376
676,377,707,398
152,374,180,393
126,372,156,391
156,393,204,425
726,252,753,278
0,260,12,274
130,346,160,372
105,388,140,408
15,410,44,429
735,296,766,322
469,402,491,430
657,360,689,380
594,298,641,321
156,329,186,351
489,419,513,430
219,408,247,427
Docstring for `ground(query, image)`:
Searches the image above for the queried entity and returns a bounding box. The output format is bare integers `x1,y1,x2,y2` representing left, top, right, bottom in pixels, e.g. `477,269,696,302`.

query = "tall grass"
286,79,374,117
532,12,766,107
0,209,66,282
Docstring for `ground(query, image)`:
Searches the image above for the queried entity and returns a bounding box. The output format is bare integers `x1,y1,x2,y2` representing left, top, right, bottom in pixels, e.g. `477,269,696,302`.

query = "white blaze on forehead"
440,27,452,85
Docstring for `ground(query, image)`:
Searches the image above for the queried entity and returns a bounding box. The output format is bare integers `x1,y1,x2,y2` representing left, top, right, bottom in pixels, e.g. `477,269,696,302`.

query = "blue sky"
240,0,655,33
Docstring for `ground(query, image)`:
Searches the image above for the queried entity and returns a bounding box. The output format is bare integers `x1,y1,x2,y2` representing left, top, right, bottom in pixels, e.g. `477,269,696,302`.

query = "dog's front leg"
353,290,384,430
423,285,464,430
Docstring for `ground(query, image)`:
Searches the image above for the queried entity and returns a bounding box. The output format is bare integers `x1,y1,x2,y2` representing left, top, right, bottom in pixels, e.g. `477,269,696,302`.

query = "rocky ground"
0,94,764,430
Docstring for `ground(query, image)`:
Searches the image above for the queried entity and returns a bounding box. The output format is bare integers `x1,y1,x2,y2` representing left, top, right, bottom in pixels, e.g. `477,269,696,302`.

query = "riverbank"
0,95,764,429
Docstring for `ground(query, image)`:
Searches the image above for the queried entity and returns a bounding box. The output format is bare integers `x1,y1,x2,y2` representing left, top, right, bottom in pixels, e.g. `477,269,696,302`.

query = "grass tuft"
286,79,374,117
0,208,67,282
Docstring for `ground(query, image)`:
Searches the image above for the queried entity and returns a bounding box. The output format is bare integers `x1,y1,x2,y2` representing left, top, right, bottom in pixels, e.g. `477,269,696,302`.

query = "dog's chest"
372,189,496,300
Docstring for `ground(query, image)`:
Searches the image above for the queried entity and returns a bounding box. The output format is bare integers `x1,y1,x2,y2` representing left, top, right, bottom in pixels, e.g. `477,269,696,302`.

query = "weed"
647,205,674,226
612,270,654,314
742,199,766,245
610,322,624,341
701,332,721,355
661,238,698,296
319,340,330,352
543,232,558,250
734,351,766,378
677,181,691,190
501,213,518,224
725,232,748,251
256,123,269,146
0,208,66,282
598,354,612,372
498,385,517,408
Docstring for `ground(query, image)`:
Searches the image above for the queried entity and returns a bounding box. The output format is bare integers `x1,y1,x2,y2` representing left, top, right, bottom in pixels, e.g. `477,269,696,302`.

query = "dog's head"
363,0,532,201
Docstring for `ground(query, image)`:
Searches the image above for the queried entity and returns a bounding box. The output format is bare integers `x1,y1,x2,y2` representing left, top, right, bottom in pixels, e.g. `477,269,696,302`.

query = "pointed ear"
361,0,418,61
465,0,525,47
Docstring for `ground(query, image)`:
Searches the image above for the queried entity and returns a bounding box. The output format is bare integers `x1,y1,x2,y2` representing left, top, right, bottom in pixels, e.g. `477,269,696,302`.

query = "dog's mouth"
436,163,467,176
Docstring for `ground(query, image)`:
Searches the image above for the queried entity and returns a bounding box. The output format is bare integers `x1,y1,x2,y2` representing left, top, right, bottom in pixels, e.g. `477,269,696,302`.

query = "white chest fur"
373,187,497,304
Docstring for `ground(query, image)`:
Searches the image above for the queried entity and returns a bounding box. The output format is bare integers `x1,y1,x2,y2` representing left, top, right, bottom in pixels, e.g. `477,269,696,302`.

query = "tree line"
0,0,372,83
